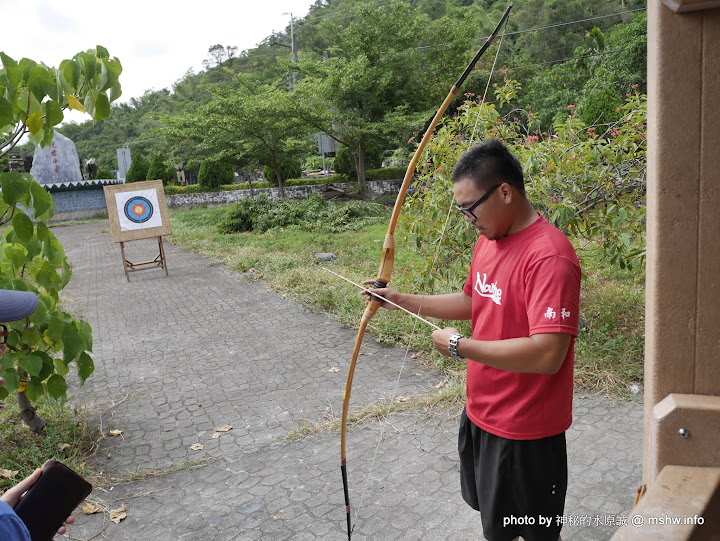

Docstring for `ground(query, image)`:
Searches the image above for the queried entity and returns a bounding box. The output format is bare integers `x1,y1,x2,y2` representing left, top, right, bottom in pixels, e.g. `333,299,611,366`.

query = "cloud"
36,2,77,33
130,40,170,58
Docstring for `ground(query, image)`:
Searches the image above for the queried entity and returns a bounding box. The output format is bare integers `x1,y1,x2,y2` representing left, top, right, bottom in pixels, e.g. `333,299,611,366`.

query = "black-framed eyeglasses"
0,325,7,345
455,183,502,221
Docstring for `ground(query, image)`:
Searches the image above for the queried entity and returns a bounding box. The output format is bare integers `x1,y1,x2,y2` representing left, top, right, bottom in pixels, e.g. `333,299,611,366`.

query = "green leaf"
0,95,12,126
62,325,85,363
43,236,65,267
1,368,19,394
76,352,94,383
29,180,53,220
36,221,50,241
60,260,71,288
79,320,92,352
46,374,67,399
78,52,96,81
109,82,122,103
28,65,56,101
36,261,61,292
28,297,47,325
0,52,21,87
93,92,110,120
11,212,33,242
60,59,81,88
19,353,43,377
20,327,43,348
23,236,42,260
4,244,27,272
35,351,54,381
25,379,45,401
47,316,65,343
96,45,109,59
53,358,69,376
44,99,63,127
0,172,30,205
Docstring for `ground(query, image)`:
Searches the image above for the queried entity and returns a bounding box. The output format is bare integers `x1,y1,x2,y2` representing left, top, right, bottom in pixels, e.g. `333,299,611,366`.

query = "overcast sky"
0,0,314,124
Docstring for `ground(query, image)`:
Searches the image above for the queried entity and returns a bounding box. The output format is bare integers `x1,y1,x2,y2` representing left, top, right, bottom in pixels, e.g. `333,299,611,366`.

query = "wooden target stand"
103,180,172,282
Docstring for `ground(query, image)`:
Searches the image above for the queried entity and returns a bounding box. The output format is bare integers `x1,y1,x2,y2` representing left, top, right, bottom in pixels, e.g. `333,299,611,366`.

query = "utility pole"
284,12,298,85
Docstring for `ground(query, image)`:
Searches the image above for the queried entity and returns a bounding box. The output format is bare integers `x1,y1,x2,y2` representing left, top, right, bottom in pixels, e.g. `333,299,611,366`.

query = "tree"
146,153,175,185
287,1,476,195
162,74,311,197
403,82,647,293
1,46,122,157
0,46,122,431
126,154,149,182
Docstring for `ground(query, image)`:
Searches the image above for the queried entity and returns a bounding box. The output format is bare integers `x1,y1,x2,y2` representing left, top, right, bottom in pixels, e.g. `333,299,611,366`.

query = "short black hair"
452,139,525,195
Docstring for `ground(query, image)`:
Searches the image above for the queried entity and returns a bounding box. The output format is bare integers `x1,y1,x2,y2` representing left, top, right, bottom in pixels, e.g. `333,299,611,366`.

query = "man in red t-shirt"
366,139,580,541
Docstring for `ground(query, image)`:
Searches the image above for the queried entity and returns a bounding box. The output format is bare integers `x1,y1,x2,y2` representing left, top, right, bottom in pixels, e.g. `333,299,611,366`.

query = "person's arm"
362,282,472,321
432,327,571,374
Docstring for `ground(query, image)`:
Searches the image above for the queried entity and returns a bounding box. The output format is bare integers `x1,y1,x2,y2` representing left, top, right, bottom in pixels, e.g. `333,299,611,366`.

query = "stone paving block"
53,222,643,541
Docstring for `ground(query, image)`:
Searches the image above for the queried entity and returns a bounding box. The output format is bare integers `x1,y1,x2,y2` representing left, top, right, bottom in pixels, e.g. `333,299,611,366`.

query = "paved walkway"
53,222,643,541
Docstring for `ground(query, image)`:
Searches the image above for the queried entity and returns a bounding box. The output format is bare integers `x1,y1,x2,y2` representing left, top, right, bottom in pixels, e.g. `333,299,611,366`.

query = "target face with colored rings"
124,197,154,223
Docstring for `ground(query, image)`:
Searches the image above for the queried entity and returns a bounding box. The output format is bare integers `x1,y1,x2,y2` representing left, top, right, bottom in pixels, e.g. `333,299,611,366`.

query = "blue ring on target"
123,196,154,223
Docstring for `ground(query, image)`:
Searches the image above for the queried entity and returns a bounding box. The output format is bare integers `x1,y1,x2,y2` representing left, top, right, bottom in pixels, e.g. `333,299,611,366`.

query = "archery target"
124,196,153,223
115,189,163,231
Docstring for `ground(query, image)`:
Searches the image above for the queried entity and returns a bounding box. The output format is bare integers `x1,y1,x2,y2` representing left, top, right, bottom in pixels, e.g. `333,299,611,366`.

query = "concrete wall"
644,1,720,483
49,180,404,221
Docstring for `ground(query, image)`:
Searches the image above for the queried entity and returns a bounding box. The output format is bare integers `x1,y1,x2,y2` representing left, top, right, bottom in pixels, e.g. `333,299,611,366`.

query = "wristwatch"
448,333,464,359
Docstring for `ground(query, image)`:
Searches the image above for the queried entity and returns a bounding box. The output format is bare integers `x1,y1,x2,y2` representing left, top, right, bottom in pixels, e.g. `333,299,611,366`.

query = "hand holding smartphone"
13,460,92,541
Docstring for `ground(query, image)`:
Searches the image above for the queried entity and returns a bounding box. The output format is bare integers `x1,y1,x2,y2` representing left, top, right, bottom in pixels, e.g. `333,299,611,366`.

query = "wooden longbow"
340,4,514,539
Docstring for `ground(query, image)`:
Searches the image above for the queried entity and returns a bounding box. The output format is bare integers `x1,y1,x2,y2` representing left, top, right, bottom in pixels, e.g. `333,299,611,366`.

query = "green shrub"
96,168,115,179
147,154,175,185
217,194,386,234
125,155,149,183
263,160,302,185
199,161,234,189
580,86,623,127
334,143,381,175
365,167,405,181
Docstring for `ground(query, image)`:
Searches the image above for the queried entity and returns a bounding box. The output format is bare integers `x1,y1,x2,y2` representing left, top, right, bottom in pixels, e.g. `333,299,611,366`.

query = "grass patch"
169,201,645,400
0,396,102,489
286,374,466,441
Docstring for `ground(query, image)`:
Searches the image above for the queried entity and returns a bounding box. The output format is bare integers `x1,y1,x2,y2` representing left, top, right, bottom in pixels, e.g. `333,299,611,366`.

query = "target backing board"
104,180,172,242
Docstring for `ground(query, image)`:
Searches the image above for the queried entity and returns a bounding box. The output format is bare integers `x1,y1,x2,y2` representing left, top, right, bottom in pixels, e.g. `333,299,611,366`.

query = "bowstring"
354,10,511,528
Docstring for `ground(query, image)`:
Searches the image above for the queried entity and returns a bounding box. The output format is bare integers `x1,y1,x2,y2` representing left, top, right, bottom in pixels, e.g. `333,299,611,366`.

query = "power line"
502,8,646,37
415,7,646,52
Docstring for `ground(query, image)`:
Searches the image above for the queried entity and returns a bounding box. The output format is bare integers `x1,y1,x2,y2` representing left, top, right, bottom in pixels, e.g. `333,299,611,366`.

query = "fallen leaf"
0,469,18,479
211,433,221,439
328,367,339,373
190,443,204,451
216,425,233,432
109,504,127,524
108,429,123,437
273,515,280,520
58,443,71,452
434,379,448,389
412,353,420,359
82,503,103,515
395,395,410,402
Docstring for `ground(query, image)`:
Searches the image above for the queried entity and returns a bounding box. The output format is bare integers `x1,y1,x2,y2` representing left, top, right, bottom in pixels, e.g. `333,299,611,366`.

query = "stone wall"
50,179,404,221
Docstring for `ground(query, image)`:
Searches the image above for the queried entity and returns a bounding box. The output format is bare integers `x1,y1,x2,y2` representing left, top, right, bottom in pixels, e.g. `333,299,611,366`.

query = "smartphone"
13,460,92,541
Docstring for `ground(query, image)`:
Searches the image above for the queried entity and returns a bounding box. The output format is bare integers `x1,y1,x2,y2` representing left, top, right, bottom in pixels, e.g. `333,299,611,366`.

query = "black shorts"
458,408,567,541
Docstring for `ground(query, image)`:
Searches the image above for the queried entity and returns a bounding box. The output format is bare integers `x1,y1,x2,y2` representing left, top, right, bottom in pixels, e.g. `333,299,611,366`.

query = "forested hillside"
14,0,646,182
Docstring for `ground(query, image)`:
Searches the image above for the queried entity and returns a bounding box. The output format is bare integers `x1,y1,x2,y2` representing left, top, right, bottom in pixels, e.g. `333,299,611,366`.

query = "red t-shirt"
462,214,581,440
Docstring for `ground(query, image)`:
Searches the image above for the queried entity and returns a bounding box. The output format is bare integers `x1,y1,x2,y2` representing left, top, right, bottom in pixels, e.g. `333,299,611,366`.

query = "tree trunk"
272,164,286,198
16,390,46,433
357,138,367,197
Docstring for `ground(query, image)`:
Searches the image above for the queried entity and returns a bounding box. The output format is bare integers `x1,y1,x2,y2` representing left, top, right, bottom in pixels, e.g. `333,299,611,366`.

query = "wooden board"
103,180,172,243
